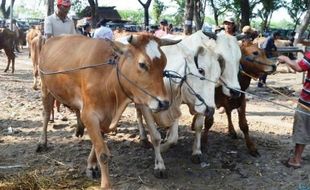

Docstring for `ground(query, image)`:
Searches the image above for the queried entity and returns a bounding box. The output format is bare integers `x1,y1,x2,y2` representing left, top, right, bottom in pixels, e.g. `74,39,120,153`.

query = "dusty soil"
0,49,310,190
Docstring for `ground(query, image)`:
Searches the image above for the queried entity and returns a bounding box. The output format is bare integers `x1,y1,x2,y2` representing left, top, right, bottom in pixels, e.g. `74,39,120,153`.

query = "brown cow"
30,34,45,90
37,34,180,189
26,27,42,58
0,28,16,73
196,40,277,156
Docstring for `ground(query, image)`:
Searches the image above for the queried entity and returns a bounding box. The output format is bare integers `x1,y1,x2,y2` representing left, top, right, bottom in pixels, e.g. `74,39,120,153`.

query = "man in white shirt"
44,0,76,39
93,19,113,40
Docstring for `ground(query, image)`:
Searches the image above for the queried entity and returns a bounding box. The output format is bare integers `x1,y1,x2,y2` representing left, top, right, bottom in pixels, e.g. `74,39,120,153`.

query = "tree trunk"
294,8,310,45
138,0,152,29
1,0,15,19
184,0,194,35
46,0,54,16
88,0,99,27
240,0,250,28
194,0,206,30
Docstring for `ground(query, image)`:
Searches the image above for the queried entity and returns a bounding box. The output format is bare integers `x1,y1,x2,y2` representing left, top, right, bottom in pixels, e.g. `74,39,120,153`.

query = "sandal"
281,159,301,169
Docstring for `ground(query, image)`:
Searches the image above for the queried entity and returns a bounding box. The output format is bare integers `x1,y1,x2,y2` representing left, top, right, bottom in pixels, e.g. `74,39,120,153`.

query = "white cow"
133,30,242,178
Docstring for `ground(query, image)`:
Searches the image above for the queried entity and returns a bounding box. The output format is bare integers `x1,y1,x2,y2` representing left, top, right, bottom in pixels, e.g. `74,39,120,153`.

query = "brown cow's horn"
202,31,217,40
236,34,247,41
159,39,181,46
127,35,135,45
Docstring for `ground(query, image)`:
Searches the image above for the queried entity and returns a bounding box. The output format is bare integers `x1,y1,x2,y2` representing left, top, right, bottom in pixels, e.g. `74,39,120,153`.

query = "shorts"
292,104,310,145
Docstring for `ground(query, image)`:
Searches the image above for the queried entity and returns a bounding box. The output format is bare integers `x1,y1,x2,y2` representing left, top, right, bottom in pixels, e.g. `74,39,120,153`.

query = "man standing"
223,17,236,36
258,31,281,87
44,0,76,39
278,53,310,169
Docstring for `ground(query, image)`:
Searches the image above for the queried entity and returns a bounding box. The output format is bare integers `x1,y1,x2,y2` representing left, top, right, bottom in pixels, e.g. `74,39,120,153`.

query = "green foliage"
15,5,44,18
282,0,307,29
170,0,185,26
118,10,144,25
71,0,89,17
152,0,166,24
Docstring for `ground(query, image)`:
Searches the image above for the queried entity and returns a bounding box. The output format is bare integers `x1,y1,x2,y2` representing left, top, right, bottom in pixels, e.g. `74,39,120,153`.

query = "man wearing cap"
44,0,76,39
223,17,236,36
154,19,168,38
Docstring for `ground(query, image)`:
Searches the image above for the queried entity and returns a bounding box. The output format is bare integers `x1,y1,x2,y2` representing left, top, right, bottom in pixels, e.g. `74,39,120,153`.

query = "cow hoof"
154,169,167,179
86,167,101,179
4,69,8,73
191,154,202,164
75,125,85,137
36,144,48,152
140,139,153,149
228,132,238,139
249,150,260,157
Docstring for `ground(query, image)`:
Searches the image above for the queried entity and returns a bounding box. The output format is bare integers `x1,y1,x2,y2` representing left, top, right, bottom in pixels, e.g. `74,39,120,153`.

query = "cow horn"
127,35,137,45
202,31,217,40
236,34,247,41
159,38,181,47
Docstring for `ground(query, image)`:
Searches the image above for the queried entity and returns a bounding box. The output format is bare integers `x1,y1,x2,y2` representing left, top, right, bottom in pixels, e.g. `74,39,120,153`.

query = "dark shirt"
261,36,277,58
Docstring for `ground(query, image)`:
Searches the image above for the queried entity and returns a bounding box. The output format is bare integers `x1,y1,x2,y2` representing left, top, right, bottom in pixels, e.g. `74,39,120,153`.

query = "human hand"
277,55,289,64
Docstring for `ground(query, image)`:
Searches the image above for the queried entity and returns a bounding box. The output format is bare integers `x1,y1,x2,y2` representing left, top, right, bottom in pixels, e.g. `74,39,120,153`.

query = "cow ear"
110,40,126,55
202,31,217,40
159,38,181,46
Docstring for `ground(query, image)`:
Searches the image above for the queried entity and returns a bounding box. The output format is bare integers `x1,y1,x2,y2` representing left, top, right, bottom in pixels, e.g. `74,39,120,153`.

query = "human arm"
277,55,303,72
44,16,53,39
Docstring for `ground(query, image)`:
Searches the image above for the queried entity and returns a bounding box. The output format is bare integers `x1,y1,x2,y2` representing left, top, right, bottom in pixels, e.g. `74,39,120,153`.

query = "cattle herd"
0,27,300,189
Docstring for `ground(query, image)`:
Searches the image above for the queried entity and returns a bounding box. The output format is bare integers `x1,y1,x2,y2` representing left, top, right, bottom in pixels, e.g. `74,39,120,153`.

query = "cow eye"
253,51,259,56
139,62,148,71
198,68,205,76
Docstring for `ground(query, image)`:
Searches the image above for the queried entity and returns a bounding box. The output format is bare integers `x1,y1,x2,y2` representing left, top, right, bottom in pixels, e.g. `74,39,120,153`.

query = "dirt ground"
0,49,310,190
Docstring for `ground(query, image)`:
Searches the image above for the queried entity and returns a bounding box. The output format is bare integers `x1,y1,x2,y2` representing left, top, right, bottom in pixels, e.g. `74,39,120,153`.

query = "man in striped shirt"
278,52,310,169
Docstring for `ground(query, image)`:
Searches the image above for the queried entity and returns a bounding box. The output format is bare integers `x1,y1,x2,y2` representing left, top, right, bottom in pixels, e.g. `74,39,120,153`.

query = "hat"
242,25,253,33
160,19,168,26
57,0,71,6
223,17,235,24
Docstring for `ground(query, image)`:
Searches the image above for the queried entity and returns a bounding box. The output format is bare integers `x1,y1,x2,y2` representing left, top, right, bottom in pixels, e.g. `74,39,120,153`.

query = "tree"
256,0,282,31
88,0,99,27
184,0,194,34
138,0,152,29
119,10,144,25
46,0,54,16
171,0,186,27
208,0,231,26
294,0,310,45
283,0,308,30
152,0,166,24
193,0,207,30
1,0,16,19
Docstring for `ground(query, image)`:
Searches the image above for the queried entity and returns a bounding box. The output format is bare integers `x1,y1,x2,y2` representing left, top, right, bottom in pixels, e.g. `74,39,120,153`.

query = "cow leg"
11,57,15,73
202,114,214,145
191,114,204,164
33,64,39,90
226,108,237,139
4,58,10,73
160,120,178,152
82,113,111,189
136,106,152,148
86,145,101,179
237,98,259,157
37,92,54,152
141,106,167,179
75,110,85,137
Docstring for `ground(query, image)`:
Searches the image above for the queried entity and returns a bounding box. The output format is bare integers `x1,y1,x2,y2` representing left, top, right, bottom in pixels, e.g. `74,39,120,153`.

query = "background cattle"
0,28,16,73
37,34,180,189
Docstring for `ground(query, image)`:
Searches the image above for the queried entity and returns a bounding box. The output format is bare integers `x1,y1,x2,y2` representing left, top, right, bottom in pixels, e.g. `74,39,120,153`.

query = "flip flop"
281,159,301,169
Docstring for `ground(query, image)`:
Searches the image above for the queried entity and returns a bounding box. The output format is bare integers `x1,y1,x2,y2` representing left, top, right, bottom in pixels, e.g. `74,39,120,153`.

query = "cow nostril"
230,89,241,98
159,100,169,110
